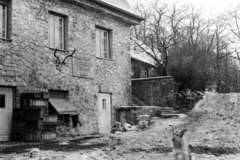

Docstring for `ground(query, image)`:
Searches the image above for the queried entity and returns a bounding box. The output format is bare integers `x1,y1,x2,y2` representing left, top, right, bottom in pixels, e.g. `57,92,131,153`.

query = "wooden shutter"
0,5,7,39
58,17,64,49
54,16,60,49
96,28,101,57
103,31,109,59
100,30,104,58
49,14,55,48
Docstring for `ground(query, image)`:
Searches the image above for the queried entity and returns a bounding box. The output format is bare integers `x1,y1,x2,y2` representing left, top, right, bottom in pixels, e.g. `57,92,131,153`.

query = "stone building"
0,0,143,141
130,40,164,78
131,50,158,78
130,41,176,108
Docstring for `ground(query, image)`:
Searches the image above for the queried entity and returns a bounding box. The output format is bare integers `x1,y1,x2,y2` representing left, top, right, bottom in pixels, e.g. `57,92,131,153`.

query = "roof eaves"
92,0,145,22
131,56,157,67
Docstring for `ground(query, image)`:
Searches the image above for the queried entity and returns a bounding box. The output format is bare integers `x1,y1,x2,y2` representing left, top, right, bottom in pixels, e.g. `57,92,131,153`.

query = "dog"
171,127,192,160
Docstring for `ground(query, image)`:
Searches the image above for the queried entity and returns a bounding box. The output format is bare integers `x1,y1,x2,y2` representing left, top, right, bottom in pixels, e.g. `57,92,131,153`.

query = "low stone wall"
132,76,176,107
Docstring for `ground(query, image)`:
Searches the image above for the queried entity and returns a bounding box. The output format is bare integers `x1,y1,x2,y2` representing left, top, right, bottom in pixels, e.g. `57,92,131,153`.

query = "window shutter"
49,14,54,48
103,31,108,59
100,30,105,58
0,5,7,39
0,5,3,38
55,16,60,49
59,17,64,49
95,29,100,57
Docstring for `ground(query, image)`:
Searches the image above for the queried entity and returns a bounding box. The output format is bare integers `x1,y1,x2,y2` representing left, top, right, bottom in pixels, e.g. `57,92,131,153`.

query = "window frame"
0,0,10,40
49,90,70,124
48,11,67,50
0,94,5,108
95,26,112,60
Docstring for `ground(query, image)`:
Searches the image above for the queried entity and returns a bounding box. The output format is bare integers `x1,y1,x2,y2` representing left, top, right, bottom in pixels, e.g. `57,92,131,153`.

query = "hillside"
182,92,240,149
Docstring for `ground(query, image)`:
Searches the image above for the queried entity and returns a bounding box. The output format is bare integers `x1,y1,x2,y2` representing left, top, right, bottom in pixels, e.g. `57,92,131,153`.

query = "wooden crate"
43,93,49,99
13,108,25,118
42,131,56,140
25,120,43,130
43,115,57,123
12,120,25,129
25,108,44,119
43,123,56,130
12,130,25,142
25,131,42,142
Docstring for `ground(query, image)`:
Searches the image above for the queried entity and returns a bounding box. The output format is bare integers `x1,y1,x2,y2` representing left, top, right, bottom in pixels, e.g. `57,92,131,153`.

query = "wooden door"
98,93,111,134
0,87,13,141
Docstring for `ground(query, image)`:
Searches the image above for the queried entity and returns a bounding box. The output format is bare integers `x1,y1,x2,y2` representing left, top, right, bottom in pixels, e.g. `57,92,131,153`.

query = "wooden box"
42,131,56,140
25,131,42,142
13,108,25,118
25,120,43,130
43,115,57,123
12,120,25,129
11,130,25,142
25,108,44,119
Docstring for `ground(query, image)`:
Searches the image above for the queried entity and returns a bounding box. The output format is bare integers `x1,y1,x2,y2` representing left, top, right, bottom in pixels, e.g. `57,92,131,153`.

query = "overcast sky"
126,0,240,18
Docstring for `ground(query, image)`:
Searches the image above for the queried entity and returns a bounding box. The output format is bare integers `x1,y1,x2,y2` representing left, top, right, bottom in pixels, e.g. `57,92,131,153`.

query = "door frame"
98,92,112,134
0,86,16,141
0,86,16,109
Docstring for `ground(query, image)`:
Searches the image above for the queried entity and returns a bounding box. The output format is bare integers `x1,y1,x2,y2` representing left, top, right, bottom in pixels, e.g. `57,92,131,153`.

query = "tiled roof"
98,0,136,15
93,0,142,20
130,40,162,67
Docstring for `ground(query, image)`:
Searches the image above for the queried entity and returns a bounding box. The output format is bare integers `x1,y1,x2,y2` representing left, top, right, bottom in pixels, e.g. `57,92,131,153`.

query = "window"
147,67,155,77
49,13,65,50
0,3,7,39
49,90,78,125
0,94,5,108
102,99,106,110
96,28,111,59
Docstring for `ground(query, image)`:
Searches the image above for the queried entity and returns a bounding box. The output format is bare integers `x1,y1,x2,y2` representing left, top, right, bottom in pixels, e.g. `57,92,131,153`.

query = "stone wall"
132,77,176,107
0,0,138,135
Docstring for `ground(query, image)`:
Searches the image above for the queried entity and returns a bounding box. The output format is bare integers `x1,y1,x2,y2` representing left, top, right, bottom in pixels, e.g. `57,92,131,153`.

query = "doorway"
0,87,13,141
98,93,111,134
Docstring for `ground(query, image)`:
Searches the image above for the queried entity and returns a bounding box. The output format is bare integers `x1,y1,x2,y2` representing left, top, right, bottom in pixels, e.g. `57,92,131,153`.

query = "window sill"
96,57,114,61
0,38,12,42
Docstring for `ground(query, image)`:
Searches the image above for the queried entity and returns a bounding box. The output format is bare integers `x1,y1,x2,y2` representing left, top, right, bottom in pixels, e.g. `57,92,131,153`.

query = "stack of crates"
11,92,58,142
12,108,25,141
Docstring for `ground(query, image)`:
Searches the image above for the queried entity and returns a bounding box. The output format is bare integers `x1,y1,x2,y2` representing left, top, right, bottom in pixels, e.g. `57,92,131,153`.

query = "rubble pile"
112,115,152,133
182,92,240,149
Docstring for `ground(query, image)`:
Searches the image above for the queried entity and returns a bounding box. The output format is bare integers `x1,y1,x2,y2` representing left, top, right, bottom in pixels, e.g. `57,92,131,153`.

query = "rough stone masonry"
0,0,142,134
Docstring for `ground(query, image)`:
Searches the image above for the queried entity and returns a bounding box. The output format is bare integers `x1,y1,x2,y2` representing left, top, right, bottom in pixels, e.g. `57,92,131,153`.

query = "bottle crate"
11,130,25,142
25,108,44,119
42,130,56,140
25,131,42,142
25,120,43,130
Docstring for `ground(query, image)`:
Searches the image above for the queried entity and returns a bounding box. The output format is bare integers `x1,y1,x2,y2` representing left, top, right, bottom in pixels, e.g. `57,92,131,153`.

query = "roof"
93,0,144,21
98,0,136,15
130,40,162,67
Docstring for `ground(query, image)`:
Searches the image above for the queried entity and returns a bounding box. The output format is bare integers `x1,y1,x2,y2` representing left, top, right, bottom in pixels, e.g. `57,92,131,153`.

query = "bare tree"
131,1,187,75
228,5,240,60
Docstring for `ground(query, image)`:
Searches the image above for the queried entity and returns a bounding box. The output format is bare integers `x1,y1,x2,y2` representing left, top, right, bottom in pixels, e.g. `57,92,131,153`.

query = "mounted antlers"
52,47,76,72
62,49,76,65
53,47,76,66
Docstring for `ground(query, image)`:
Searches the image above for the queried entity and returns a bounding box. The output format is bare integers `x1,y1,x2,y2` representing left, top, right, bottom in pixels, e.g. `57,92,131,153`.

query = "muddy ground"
1,92,240,159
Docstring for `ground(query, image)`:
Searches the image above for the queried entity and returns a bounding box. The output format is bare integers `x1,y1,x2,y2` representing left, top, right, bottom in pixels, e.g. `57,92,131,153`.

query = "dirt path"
105,112,240,160
2,92,240,159
1,114,240,159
